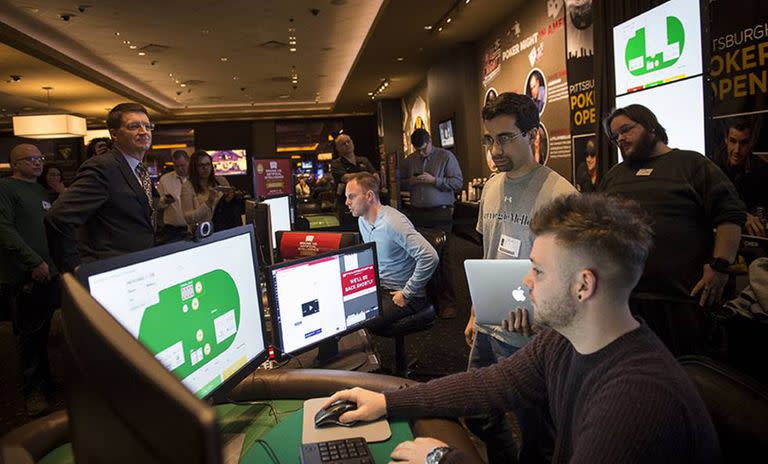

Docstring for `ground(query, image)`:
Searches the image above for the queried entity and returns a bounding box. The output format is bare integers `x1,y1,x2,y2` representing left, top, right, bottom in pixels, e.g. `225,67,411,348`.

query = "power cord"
253,439,281,464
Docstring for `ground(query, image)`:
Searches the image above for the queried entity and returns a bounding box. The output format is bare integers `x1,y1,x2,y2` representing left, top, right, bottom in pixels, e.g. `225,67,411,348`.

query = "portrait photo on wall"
525,69,547,115
531,123,549,166
573,134,598,192
484,87,498,108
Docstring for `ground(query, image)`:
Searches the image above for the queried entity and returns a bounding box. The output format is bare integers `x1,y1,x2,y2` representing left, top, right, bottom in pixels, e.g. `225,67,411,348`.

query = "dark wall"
427,43,483,181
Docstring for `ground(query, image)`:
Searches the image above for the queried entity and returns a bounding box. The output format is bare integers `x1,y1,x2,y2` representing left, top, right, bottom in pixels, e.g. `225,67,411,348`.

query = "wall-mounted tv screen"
438,119,455,149
207,149,247,176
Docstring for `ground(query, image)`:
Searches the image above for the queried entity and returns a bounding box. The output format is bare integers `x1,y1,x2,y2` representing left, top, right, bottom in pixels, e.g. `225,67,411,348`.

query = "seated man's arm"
398,225,438,300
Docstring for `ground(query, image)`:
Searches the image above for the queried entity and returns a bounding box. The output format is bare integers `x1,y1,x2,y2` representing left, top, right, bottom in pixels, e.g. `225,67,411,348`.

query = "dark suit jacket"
46,148,155,272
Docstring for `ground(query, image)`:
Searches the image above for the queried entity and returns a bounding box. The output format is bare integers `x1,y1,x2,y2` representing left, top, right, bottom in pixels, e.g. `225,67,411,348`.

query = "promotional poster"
252,158,293,198
478,0,573,180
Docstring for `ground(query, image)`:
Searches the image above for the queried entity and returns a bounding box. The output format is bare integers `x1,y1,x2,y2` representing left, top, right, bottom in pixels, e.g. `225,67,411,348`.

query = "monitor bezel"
77,224,269,401
261,193,294,242
266,241,382,356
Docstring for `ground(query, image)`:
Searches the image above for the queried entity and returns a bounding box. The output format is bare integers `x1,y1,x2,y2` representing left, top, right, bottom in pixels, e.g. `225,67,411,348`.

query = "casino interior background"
1,0,767,454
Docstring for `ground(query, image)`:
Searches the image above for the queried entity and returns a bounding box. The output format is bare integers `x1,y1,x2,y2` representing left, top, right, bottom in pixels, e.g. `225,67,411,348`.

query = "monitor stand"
313,338,369,371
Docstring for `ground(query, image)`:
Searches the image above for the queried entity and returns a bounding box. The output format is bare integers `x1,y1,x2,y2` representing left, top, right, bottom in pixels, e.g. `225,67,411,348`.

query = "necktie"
135,163,155,228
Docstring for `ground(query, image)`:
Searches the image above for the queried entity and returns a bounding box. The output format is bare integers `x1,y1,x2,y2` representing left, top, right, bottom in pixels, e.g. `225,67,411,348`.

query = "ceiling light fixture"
138,52,146,56
220,57,228,62
12,87,87,139
424,25,432,30
397,57,404,62
426,0,473,34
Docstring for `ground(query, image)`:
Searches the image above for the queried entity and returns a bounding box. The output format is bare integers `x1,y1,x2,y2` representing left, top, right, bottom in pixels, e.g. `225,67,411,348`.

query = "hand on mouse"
321,387,386,424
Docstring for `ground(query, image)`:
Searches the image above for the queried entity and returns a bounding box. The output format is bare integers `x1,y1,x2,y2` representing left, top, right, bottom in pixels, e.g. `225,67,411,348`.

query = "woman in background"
180,150,233,228
38,164,66,203
85,137,111,158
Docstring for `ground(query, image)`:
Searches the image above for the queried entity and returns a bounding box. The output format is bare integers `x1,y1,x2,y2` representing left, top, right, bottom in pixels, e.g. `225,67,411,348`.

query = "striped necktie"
135,163,155,228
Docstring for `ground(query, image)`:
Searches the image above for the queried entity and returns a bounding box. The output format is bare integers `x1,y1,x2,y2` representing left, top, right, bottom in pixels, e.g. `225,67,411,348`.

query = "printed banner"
253,158,293,198
479,0,573,180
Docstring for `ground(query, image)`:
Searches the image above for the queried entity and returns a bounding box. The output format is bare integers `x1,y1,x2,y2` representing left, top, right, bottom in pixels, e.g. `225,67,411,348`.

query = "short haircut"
347,172,379,198
726,117,752,135
410,128,431,147
603,104,669,144
107,103,149,130
481,92,539,134
172,150,190,161
531,193,653,290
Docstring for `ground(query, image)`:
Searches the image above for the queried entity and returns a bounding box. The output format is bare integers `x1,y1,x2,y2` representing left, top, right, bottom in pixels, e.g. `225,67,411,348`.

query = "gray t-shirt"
475,165,577,346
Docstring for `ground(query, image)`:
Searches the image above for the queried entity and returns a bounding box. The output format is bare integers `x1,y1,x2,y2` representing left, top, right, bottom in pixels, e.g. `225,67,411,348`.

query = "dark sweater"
385,325,720,463
0,177,58,284
599,149,745,299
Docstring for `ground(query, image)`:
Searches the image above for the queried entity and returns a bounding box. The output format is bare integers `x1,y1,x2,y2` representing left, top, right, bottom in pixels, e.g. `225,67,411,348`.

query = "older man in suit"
46,103,156,272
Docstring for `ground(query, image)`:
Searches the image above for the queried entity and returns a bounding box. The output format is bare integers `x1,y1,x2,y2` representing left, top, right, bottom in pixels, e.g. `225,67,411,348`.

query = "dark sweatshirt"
385,324,720,463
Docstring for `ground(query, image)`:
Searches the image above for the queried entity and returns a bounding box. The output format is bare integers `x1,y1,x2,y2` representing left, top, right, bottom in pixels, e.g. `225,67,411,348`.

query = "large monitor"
612,0,708,162
262,194,293,248
267,243,381,358
245,199,274,266
61,273,222,463
206,149,247,176
78,225,268,400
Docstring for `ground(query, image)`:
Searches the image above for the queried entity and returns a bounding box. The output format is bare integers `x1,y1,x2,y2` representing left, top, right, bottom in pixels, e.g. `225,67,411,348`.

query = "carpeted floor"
0,232,483,436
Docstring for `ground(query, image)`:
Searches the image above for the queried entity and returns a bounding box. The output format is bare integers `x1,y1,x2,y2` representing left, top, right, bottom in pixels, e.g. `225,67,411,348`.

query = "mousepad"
302,397,392,444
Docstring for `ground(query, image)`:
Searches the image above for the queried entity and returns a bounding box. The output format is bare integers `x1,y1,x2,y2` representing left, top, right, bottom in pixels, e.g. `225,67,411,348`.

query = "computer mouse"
314,400,359,428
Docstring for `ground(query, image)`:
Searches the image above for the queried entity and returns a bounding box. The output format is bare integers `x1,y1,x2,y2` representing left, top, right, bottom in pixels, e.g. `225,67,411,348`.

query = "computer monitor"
61,273,223,463
267,242,381,362
206,149,247,176
245,199,274,266
78,225,268,400
262,194,293,249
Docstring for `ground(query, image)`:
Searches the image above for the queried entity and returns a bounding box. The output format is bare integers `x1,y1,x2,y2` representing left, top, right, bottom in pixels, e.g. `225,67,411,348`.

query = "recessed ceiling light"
114,32,120,36
220,57,228,62
289,47,297,52
396,57,404,62
424,25,432,30
233,76,240,80
169,73,173,77
129,45,137,49
201,29,210,35
138,52,146,56
367,92,373,96
438,26,443,32
180,83,186,87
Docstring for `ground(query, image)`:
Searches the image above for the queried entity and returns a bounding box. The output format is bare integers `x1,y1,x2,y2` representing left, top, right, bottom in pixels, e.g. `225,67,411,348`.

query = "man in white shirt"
157,150,190,243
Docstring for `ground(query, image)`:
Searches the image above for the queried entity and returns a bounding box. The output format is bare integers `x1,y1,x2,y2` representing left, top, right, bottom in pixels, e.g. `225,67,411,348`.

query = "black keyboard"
300,437,374,464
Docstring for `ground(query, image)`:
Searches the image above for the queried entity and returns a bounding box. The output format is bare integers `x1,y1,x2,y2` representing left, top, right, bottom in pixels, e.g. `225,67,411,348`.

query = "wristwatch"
708,257,731,274
425,446,452,464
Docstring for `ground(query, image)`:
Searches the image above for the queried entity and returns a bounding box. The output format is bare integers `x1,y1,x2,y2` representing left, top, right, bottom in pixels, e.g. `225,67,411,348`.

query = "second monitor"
267,242,381,360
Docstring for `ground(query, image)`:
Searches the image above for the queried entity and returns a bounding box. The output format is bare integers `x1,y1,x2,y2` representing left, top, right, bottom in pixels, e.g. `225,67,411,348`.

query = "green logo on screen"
624,16,685,76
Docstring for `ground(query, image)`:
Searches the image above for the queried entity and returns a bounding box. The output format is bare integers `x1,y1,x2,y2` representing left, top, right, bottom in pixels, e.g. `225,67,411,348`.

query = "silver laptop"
464,259,534,325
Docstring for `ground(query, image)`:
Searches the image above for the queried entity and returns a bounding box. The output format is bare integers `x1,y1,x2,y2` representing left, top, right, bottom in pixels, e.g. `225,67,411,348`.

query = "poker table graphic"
138,269,240,379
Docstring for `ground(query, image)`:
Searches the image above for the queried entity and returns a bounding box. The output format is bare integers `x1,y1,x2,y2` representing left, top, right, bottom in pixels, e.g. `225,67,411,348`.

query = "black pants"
157,225,189,245
367,290,429,332
4,277,60,395
406,206,456,311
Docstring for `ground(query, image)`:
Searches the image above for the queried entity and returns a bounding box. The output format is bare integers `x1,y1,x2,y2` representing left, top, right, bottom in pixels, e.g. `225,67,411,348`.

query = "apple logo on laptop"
512,286,526,302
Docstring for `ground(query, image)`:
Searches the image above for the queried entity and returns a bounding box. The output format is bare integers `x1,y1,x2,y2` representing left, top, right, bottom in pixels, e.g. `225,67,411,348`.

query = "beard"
622,131,657,165
534,290,578,331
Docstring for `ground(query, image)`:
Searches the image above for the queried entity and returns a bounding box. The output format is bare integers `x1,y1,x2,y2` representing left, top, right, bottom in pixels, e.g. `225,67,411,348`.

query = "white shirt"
157,171,187,227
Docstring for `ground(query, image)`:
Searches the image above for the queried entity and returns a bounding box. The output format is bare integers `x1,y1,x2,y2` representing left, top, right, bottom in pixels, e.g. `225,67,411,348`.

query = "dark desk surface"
37,400,412,464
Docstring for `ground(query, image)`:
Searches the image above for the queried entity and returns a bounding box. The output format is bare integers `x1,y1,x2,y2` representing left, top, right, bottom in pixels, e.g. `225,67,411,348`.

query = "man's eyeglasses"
123,122,155,132
609,123,638,144
482,132,524,151
17,156,46,163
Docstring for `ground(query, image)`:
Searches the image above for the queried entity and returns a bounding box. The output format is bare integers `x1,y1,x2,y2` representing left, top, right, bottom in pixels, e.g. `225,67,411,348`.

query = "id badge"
42,200,51,211
498,234,521,258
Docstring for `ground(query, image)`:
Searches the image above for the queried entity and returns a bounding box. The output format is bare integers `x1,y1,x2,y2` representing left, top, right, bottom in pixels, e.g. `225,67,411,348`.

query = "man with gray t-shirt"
467,92,576,463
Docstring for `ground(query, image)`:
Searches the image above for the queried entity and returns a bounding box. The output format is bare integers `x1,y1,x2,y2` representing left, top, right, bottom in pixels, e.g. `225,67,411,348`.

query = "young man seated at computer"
323,194,720,464
345,172,438,330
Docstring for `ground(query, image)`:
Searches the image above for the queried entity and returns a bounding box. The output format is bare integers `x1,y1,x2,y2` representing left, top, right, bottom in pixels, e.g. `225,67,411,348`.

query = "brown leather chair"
679,355,768,462
1,370,482,463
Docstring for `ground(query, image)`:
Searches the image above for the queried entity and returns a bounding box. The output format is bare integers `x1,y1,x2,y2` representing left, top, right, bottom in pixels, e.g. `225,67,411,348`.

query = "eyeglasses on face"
482,132,524,151
17,156,46,163
123,122,155,132
609,123,638,144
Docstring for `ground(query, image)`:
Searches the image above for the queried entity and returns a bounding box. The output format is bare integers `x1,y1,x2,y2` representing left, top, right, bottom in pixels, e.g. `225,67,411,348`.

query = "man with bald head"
0,143,60,416
330,133,378,227
46,103,157,272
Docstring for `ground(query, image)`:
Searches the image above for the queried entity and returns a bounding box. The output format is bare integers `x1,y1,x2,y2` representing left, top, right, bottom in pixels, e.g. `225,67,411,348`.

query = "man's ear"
575,269,598,302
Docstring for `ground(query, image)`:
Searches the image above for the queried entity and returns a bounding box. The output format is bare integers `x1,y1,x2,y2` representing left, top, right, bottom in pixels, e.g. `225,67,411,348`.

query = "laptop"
464,259,534,325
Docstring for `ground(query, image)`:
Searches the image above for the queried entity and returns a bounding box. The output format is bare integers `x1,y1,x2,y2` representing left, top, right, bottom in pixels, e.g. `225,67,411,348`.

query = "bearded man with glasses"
464,92,576,463
46,103,157,273
598,104,745,357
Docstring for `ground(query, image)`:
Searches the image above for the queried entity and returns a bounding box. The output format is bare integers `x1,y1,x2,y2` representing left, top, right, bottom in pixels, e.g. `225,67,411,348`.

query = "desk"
37,401,412,464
